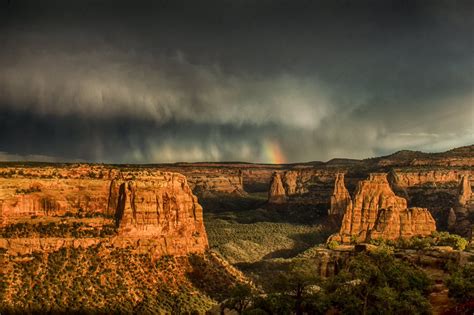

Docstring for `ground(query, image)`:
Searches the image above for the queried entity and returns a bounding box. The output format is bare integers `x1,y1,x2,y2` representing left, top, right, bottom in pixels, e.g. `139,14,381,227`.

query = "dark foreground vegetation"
0,246,242,314
223,250,474,315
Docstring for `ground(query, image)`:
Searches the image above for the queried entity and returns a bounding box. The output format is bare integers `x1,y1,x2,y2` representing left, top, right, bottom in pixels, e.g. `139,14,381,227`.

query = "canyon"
0,145,472,313
1,145,472,240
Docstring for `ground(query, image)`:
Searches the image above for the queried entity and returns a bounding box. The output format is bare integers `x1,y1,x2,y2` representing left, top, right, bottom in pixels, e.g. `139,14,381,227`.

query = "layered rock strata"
0,178,111,223
0,170,208,257
330,173,436,243
111,174,208,255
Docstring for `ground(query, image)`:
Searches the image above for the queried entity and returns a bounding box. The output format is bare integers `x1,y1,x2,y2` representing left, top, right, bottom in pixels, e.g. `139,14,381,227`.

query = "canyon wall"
0,167,208,257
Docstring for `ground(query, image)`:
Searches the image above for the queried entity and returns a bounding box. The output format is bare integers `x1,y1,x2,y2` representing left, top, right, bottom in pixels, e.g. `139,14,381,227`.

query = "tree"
271,259,322,315
222,284,254,314
447,264,474,303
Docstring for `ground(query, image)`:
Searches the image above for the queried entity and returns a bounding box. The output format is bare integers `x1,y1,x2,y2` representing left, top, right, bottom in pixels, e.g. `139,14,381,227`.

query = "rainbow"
262,139,286,164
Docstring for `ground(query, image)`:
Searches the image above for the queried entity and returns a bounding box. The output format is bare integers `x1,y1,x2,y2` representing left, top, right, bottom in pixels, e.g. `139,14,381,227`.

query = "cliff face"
390,170,469,187
111,174,208,255
331,173,436,243
328,173,352,217
266,169,339,208
0,168,208,257
368,207,436,240
0,178,110,223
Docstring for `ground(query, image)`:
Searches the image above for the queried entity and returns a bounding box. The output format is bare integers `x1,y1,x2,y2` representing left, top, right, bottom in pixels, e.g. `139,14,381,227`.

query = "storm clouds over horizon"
0,0,473,163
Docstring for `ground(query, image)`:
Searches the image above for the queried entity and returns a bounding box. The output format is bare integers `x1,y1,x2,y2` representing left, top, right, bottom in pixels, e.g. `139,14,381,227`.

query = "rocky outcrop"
458,175,472,206
328,173,352,216
268,172,287,204
0,169,209,257
452,175,473,238
110,174,208,255
330,173,436,243
283,171,298,195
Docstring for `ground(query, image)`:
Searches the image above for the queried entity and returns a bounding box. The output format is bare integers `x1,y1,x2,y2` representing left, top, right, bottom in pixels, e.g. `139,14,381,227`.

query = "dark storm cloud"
0,0,472,162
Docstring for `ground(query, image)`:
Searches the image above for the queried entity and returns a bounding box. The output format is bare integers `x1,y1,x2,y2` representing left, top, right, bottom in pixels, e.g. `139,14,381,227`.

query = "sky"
0,0,473,163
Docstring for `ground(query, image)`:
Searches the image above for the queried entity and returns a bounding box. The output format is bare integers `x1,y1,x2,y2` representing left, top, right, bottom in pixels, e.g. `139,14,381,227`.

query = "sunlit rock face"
0,177,111,223
0,167,208,257
111,174,208,256
268,172,287,204
329,173,436,243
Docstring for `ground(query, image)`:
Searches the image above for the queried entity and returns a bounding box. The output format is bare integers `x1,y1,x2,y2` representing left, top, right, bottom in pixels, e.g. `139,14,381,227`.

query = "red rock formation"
0,169,208,257
283,171,298,195
0,178,110,224
328,173,352,216
268,172,287,204
458,175,472,206
188,174,244,195
111,173,208,255
390,170,471,187
369,207,436,240
453,175,473,238
330,173,436,243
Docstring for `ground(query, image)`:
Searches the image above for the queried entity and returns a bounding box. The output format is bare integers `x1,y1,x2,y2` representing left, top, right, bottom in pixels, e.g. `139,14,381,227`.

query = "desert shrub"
372,242,394,256
327,240,340,250
410,236,432,250
434,232,467,251
15,187,41,194
0,222,116,238
394,232,468,251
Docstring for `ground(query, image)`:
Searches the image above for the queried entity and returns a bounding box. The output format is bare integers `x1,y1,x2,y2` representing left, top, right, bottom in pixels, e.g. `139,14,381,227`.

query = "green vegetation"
203,192,333,265
15,187,41,194
224,252,432,315
0,222,117,238
369,231,468,251
0,247,242,314
62,209,114,219
326,240,339,250
446,264,474,303
206,212,329,263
